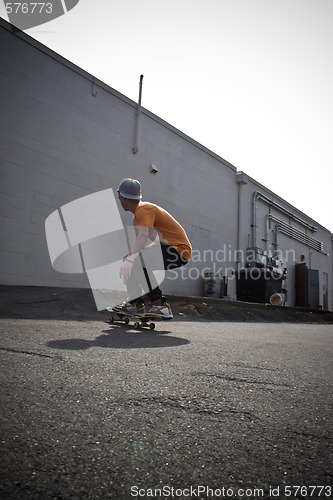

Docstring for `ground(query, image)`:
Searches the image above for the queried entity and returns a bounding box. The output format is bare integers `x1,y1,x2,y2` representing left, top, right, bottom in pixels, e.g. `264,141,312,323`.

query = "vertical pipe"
265,214,270,252
252,191,258,248
132,75,144,154
236,172,248,272
236,182,241,273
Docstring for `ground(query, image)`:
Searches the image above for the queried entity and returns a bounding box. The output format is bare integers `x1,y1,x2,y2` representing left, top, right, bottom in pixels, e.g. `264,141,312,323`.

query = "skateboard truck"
108,311,158,330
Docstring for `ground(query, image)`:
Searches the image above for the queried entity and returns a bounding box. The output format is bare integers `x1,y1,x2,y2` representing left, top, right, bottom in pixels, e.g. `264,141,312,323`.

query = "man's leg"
115,245,188,316
146,245,188,316
112,256,146,314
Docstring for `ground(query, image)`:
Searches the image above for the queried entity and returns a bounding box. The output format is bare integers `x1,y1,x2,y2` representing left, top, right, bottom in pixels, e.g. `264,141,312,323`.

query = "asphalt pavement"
0,287,332,499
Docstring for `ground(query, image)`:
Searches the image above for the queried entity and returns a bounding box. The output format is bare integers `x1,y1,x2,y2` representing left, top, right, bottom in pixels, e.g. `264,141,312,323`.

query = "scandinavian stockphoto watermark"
45,188,165,311
45,188,294,310
3,0,80,31
167,245,295,282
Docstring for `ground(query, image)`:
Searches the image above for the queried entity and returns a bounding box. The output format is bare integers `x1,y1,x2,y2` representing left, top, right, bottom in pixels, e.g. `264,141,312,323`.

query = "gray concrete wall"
1,19,332,310
236,173,332,309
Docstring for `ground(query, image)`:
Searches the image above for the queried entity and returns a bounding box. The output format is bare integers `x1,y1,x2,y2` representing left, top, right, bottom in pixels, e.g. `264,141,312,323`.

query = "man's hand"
119,259,133,284
119,227,150,284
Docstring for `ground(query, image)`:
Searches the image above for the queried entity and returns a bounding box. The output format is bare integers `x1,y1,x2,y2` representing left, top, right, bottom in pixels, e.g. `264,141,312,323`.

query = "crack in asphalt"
292,430,333,442
116,396,258,421
193,371,292,388
0,346,62,359
218,362,280,372
17,299,60,305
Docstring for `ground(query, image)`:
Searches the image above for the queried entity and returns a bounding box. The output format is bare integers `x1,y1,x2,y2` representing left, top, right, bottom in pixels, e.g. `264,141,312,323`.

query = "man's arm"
119,226,149,284
128,226,149,260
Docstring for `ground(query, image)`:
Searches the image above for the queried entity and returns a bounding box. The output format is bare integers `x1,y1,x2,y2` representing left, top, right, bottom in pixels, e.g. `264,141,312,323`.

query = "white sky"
1,0,332,231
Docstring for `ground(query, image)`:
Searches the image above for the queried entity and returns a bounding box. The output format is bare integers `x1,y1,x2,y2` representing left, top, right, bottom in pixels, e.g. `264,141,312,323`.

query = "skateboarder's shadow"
46,327,190,351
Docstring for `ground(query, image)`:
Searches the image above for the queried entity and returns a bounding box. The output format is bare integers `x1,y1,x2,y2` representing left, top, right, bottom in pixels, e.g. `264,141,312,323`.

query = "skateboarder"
113,178,192,318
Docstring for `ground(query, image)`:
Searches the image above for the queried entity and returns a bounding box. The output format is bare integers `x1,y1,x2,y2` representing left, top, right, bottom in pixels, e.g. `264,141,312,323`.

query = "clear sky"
1,0,332,231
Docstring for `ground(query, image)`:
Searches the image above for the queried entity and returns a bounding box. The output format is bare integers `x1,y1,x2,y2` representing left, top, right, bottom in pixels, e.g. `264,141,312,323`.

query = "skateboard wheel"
109,316,115,323
134,321,140,329
124,317,130,324
150,323,155,330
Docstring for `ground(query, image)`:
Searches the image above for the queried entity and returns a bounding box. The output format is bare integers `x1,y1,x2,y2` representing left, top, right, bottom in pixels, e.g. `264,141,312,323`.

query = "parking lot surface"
0,287,332,499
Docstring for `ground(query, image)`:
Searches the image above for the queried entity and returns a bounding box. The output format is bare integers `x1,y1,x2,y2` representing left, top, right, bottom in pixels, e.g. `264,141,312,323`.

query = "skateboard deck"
107,309,166,330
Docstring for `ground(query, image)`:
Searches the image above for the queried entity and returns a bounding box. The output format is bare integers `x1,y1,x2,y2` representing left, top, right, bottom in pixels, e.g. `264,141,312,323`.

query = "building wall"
236,174,332,308
1,19,332,310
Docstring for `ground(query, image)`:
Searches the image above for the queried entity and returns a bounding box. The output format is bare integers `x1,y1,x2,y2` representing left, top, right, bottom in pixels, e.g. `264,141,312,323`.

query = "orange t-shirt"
133,202,192,261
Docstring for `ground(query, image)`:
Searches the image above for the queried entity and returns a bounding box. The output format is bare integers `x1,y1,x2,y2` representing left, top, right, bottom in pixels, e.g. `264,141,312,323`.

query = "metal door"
295,263,307,307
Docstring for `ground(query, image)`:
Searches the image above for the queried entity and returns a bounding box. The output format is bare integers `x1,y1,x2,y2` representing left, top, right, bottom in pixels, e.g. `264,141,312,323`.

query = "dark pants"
127,244,188,303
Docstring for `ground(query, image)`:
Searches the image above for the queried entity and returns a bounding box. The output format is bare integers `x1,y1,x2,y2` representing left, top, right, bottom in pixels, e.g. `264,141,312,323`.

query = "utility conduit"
252,191,317,249
265,214,324,253
132,75,144,154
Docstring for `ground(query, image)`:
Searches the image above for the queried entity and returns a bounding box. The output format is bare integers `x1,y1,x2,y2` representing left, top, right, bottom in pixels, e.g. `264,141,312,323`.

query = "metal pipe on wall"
236,172,248,271
265,213,324,254
252,191,317,248
132,75,144,155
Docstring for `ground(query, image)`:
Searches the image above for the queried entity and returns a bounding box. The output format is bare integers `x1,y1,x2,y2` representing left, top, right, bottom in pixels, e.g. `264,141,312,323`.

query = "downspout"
236,173,248,272
237,182,241,273
132,75,144,155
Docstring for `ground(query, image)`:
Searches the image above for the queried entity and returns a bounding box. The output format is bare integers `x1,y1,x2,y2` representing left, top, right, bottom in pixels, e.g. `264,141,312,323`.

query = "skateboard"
107,309,163,330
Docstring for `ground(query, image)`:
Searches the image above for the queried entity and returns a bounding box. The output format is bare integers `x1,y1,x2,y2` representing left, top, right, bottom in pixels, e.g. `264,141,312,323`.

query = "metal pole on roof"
132,75,144,154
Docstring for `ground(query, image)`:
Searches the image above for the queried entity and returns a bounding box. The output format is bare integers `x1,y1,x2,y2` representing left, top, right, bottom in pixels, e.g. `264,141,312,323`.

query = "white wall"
1,19,332,309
